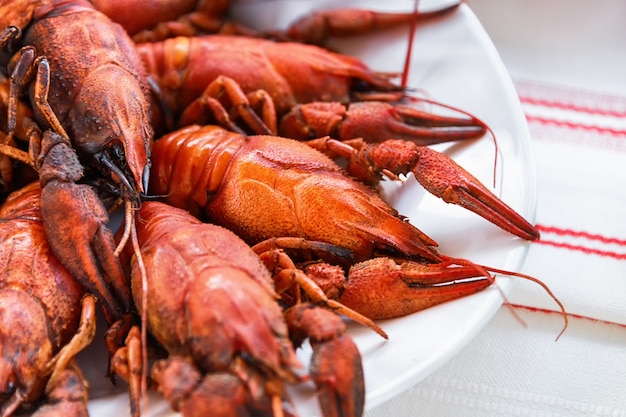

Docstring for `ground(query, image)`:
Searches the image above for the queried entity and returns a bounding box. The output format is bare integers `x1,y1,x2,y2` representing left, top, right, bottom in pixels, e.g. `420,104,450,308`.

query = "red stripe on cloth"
536,225,626,246
519,96,626,118
525,115,626,137
534,240,626,260
507,303,626,330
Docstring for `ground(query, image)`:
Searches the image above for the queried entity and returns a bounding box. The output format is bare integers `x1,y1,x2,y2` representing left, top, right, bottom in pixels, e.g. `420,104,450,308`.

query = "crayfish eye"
110,142,127,165
0,379,17,402
350,79,372,93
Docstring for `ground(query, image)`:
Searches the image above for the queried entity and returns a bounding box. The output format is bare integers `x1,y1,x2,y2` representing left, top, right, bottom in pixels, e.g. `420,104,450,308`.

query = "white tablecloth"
368,1,626,415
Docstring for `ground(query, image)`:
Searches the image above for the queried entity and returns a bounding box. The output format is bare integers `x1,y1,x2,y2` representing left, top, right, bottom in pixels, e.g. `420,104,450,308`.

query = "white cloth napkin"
366,79,626,417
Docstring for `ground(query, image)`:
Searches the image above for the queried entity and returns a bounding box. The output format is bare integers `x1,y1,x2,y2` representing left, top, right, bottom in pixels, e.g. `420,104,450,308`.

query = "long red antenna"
401,0,419,89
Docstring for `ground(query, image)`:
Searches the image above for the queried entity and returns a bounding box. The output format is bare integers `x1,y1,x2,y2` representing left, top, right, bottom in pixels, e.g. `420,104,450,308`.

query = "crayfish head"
0,288,54,412
69,65,154,208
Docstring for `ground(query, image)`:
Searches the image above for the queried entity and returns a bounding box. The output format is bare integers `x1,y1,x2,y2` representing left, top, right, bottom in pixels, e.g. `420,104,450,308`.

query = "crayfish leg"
258,249,388,339
179,75,277,135
44,295,97,395
8,50,70,140
30,361,89,417
109,326,143,417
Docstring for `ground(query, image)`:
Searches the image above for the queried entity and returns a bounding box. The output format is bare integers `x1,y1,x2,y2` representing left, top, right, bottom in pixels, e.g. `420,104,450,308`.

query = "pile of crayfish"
0,1,565,417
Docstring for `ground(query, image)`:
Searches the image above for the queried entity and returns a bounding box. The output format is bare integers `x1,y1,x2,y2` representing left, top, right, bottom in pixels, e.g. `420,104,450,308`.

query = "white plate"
84,1,536,416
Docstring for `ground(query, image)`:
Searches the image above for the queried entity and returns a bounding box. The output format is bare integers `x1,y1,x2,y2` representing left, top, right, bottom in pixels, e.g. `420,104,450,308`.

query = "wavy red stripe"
507,303,626,330
534,240,626,260
519,96,626,118
536,225,626,246
524,115,626,136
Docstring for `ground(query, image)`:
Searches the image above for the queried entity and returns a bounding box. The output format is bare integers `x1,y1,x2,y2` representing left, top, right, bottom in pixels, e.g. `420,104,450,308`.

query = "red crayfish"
0,0,153,324
112,201,367,417
0,182,96,416
149,125,547,321
136,34,487,145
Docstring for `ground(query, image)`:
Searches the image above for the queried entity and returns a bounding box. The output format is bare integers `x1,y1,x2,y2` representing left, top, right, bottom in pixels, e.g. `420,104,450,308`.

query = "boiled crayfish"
0,182,96,416
93,0,460,46
136,35,487,144
0,0,153,324
148,124,545,322
112,201,366,417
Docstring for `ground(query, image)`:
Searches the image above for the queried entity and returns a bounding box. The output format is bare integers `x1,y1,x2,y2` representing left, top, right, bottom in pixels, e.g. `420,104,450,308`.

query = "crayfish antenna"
489,266,568,341
129,209,150,413
444,257,569,341
114,200,133,256
115,200,149,414
401,0,419,89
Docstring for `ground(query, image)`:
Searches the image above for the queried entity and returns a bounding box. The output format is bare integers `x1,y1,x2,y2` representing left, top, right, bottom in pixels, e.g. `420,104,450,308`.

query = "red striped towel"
509,79,626,326
368,80,626,417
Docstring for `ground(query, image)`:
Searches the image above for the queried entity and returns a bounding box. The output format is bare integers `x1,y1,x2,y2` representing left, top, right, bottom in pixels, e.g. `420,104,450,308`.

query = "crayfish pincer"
0,0,152,205
36,129,132,324
111,202,365,417
0,182,96,416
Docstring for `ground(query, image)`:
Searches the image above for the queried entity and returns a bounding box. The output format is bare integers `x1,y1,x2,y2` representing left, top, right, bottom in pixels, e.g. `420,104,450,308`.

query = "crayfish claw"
305,257,493,320
283,3,461,46
357,140,539,240
411,145,540,240
284,304,364,417
280,101,487,145
310,335,364,417
152,358,277,417
37,131,132,323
